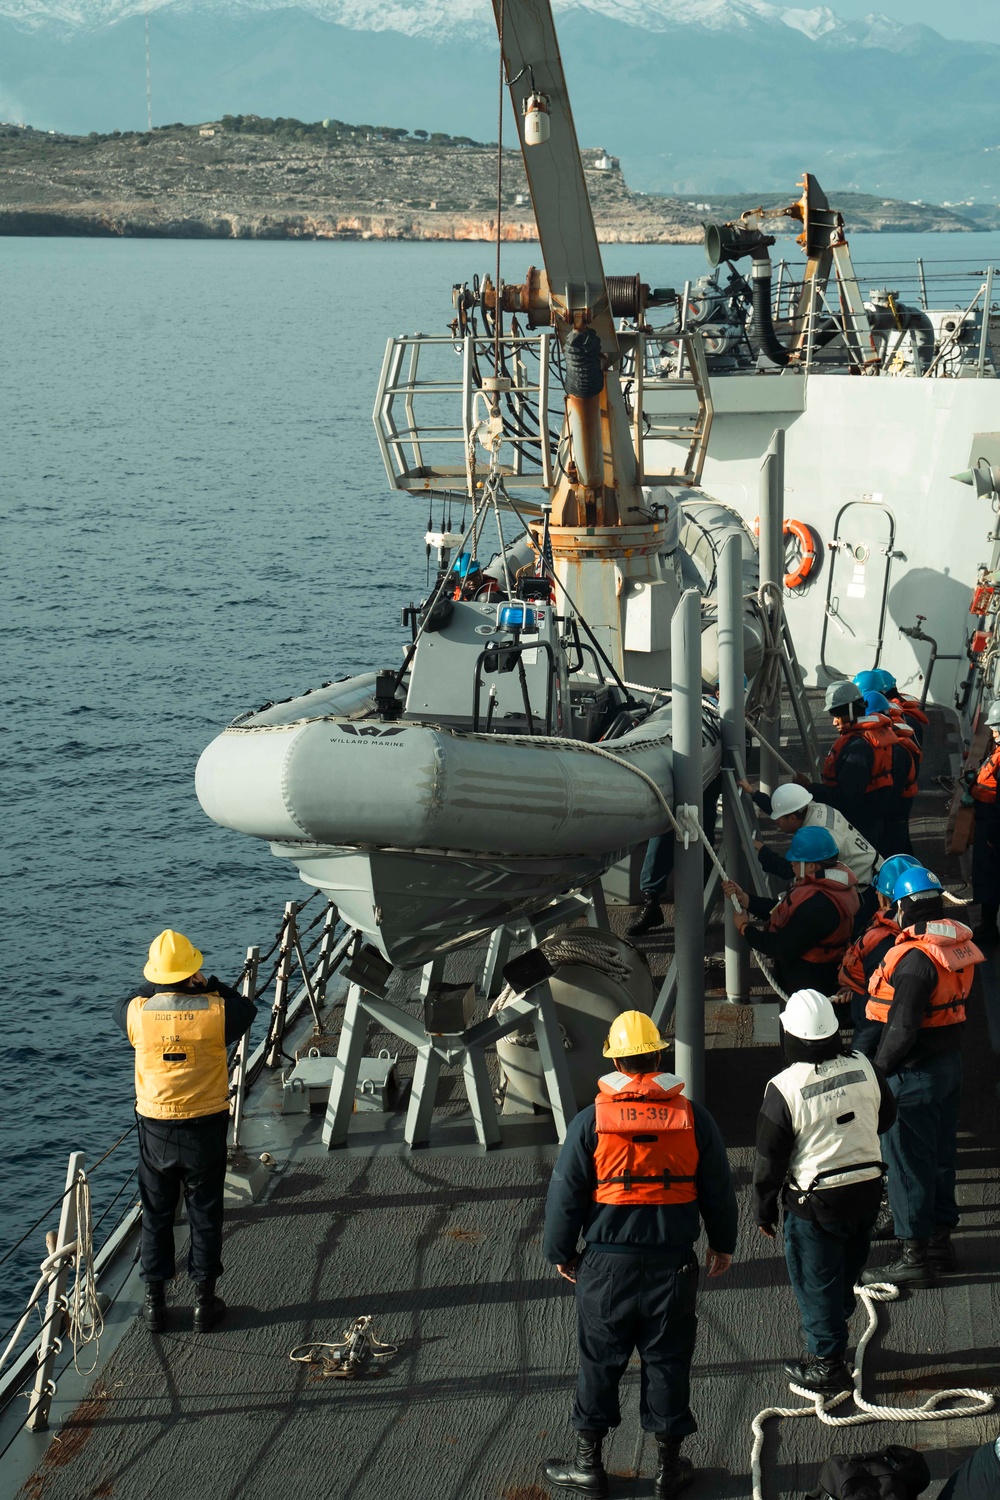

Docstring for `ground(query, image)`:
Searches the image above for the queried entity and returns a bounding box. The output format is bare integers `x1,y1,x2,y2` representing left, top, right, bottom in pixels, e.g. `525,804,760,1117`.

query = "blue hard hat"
893,866,943,902
874,854,921,898
787,826,839,863
855,668,895,694
863,691,892,716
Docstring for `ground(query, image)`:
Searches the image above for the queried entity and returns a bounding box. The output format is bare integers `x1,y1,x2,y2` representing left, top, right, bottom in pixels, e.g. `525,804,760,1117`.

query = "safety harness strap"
800,1159,886,1194
596,1172,698,1190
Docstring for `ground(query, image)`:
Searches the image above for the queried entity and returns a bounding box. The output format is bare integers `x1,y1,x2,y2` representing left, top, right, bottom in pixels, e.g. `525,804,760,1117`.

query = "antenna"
144,0,152,131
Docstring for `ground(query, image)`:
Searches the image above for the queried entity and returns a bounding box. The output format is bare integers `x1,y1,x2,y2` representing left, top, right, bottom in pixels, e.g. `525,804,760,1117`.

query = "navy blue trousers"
849,990,882,1060
783,1212,875,1358
137,1111,229,1284
883,1051,962,1240
639,778,720,897
971,806,1000,905
572,1249,699,1438
938,1438,1000,1500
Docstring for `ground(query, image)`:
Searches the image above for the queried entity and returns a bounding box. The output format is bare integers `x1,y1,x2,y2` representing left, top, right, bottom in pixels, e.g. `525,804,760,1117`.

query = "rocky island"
0,116,983,241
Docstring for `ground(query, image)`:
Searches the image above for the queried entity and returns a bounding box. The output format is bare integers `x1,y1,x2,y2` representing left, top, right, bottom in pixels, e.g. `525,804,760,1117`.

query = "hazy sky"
834,0,1000,44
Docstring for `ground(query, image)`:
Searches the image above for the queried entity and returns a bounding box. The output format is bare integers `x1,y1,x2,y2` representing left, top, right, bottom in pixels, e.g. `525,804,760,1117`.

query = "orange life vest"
971,743,1000,805
889,692,929,731
838,909,901,995
865,921,983,1025
823,716,896,794
593,1072,699,1206
768,864,860,964
891,719,921,800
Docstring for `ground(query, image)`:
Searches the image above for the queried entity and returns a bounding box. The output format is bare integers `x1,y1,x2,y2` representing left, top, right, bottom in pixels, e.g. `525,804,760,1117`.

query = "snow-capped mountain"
0,0,923,43
0,0,997,203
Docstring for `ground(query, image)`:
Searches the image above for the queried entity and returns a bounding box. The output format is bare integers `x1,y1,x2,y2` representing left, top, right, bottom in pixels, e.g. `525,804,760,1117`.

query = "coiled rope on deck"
539,933,632,985
750,1281,994,1500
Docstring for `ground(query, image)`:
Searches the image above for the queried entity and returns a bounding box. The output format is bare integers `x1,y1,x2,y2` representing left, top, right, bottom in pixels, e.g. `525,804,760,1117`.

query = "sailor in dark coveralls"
724,825,860,998
860,867,983,1288
114,928,256,1334
541,1011,737,1499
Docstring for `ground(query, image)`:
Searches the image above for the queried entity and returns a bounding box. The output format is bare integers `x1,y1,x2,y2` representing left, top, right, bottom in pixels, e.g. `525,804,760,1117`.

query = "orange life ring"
750,516,818,588
782,519,817,589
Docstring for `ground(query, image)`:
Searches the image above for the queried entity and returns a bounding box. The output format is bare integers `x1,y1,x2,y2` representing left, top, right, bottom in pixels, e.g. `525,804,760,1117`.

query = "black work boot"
872,1196,896,1241
653,1436,694,1498
542,1431,609,1496
861,1239,937,1289
782,1353,853,1394
142,1281,167,1333
193,1280,227,1332
628,898,664,936
927,1225,958,1272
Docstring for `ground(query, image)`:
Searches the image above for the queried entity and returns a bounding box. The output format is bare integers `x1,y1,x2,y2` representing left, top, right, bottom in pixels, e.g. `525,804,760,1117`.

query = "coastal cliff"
0,118,981,241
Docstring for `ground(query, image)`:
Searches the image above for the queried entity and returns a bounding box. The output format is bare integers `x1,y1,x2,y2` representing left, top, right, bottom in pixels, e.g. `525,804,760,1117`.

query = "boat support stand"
320,977,576,1152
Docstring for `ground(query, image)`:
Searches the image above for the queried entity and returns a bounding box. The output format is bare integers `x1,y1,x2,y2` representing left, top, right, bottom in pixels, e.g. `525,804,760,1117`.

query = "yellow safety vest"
127,989,229,1121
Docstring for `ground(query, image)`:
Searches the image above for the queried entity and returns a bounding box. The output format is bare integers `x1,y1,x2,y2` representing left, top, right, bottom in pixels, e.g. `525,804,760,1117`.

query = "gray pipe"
718,536,750,1003
758,430,785,796
671,588,705,1103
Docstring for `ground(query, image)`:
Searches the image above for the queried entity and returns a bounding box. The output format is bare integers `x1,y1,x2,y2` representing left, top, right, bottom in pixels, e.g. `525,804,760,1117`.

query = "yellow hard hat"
144,929,204,984
602,1010,669,1059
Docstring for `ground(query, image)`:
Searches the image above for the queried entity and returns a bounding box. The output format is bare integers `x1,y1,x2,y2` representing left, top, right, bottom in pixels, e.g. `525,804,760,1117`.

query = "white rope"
557,739,791,1003
539,933,632,984
67,1171,103,1375
0,1246,76,1377
0,1166,103,1379
749,1281,994,1500
747,582,784,724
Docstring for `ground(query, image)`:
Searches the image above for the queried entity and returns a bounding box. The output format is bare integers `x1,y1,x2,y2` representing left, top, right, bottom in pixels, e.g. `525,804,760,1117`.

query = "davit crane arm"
489,0,642,531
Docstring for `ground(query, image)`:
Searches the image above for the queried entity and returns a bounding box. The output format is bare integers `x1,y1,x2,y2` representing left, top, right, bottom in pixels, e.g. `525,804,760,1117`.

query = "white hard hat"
780,989,839,1041
769,783,813,819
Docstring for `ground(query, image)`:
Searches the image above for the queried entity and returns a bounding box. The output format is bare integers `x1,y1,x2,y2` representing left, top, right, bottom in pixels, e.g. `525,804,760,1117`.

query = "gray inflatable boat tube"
196,677,722,861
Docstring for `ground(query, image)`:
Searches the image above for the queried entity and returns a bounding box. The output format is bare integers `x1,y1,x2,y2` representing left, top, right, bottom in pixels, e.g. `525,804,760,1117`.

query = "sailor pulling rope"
531,735,792,1004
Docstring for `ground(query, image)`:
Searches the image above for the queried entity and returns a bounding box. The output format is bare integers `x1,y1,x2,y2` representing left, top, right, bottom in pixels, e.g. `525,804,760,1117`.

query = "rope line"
67,1173,103,1375
543,737,791,1004
750,1281,994,1500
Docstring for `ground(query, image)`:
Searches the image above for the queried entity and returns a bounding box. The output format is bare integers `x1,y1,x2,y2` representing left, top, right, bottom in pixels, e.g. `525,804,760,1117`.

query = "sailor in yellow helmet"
114,929,256,1334
541,1010,737,1499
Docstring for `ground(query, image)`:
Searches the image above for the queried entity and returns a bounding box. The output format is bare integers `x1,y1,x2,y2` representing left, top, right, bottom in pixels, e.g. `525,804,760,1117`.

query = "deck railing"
0,895,350,1449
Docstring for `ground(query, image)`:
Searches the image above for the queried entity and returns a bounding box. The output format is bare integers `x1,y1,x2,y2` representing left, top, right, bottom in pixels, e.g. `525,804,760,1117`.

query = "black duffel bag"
805,1445,931,1500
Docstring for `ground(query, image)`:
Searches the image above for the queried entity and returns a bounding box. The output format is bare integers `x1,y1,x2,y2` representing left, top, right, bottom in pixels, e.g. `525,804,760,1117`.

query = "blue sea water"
3,230,999,1329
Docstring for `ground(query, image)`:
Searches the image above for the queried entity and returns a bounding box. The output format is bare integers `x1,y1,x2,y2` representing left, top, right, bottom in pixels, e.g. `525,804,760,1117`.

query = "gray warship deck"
7,782,999,1500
